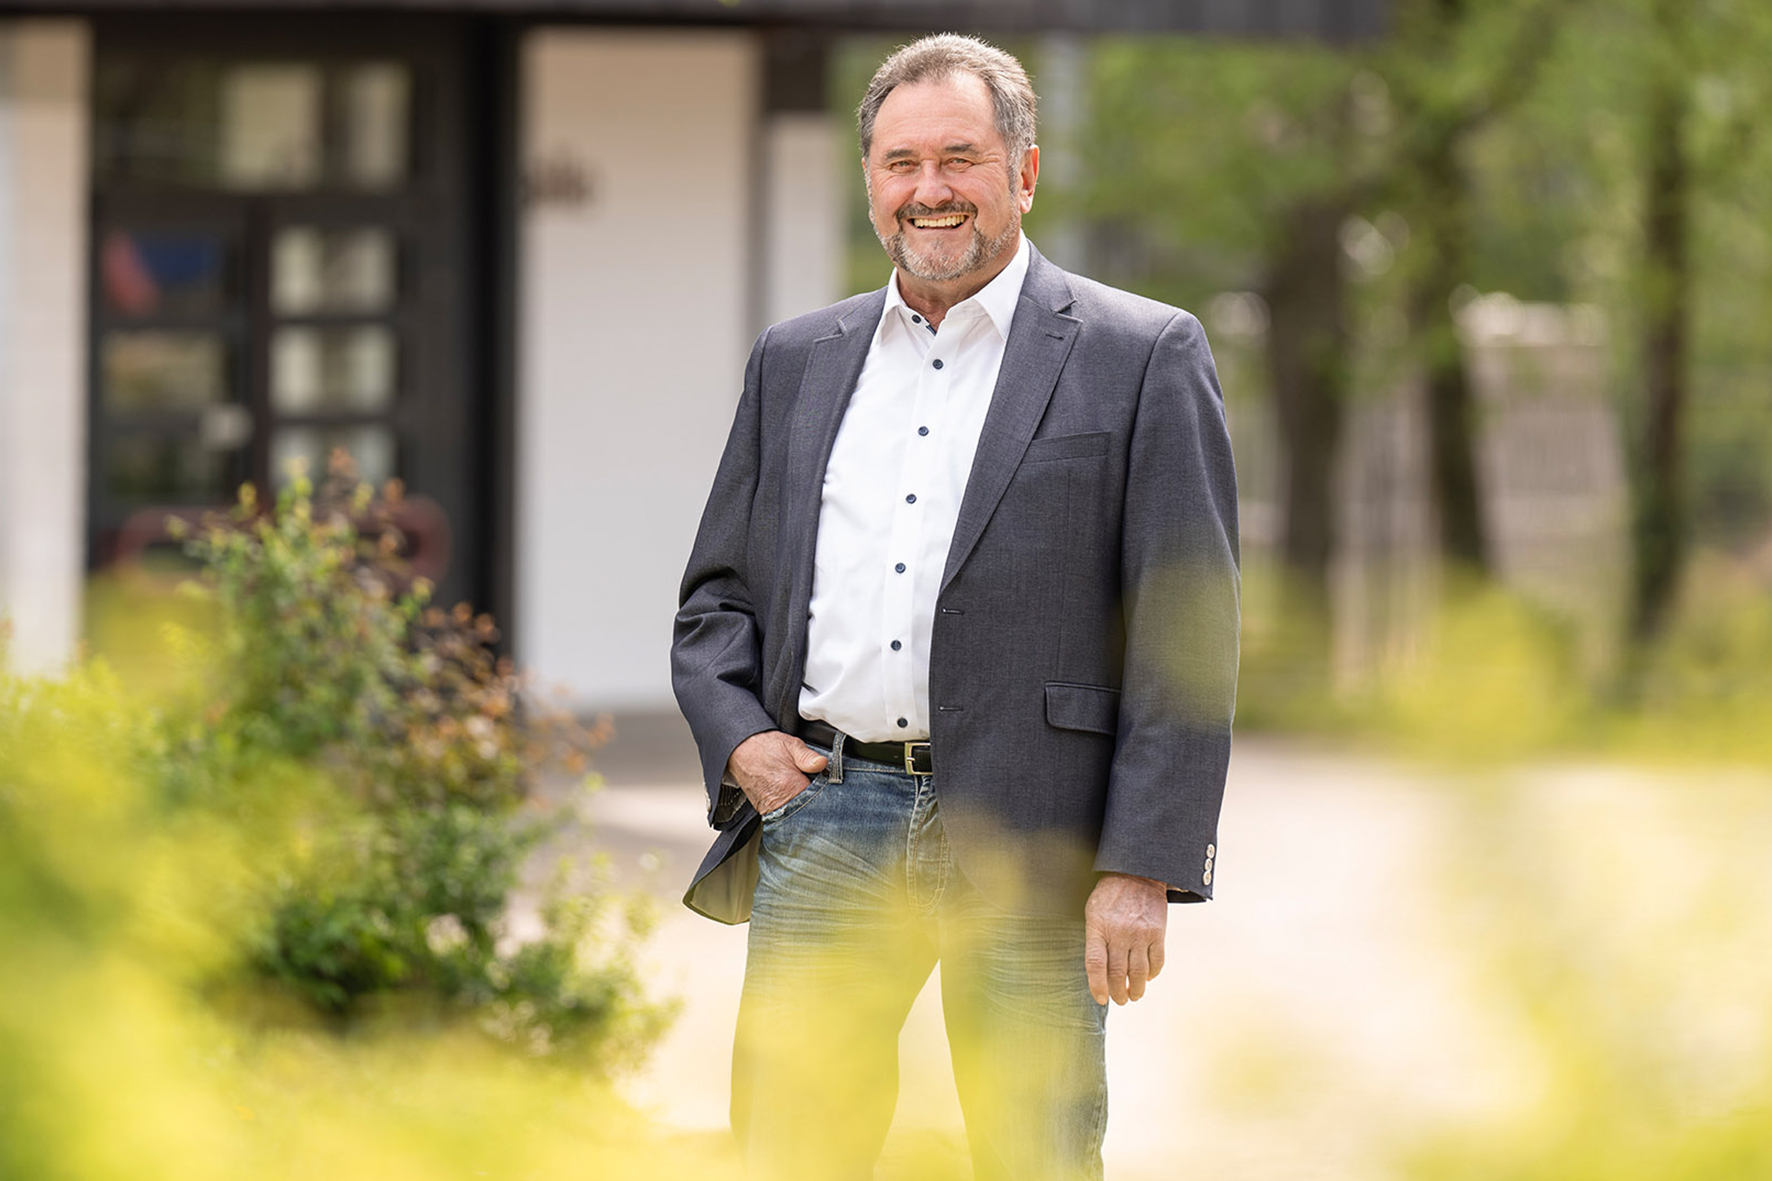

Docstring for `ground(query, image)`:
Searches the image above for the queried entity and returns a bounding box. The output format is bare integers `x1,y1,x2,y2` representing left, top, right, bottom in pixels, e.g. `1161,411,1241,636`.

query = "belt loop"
827,727,845,783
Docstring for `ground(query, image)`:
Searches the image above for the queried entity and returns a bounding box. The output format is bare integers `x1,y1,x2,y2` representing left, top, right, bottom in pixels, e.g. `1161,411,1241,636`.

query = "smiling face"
865,72,1038,303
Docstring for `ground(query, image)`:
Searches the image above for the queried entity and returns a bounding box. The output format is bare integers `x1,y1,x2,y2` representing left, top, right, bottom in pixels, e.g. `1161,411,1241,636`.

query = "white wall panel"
517,29,758,711
0,21,88,676
762,111,844,326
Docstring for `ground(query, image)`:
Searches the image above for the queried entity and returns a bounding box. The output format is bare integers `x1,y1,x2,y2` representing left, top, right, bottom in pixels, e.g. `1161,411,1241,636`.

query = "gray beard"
878,215,1019,283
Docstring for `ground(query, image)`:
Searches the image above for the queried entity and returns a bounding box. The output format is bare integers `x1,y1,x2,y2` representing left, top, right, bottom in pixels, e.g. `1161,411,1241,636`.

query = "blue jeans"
732,738,1108,1181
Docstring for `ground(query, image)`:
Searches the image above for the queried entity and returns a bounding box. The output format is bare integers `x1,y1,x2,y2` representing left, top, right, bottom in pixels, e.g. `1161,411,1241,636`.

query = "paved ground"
529,735,1772,1180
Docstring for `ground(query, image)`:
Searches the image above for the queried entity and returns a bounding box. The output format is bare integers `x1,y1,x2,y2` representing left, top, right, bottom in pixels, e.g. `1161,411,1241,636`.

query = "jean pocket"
760,771,830,824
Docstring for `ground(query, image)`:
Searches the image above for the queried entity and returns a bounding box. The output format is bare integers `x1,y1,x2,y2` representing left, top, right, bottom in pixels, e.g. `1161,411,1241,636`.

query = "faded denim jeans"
731,736,1108,1181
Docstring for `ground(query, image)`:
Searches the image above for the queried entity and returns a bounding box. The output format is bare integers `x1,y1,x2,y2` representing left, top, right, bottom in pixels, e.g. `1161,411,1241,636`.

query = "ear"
1018,144,1040,212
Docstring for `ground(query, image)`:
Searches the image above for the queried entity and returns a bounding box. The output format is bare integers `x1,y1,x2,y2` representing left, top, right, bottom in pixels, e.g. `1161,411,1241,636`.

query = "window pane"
219,64,323,189
105,433,236,504
272,227,396,314
334,64,409,188
93,59,223,185
101,229,231,318
103,331,228,412
272,424,396,489
96,59,413,192
271,326,396,413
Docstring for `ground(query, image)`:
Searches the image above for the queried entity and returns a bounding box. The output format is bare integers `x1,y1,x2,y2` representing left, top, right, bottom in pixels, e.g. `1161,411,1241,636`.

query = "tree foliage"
1071,0,1772,657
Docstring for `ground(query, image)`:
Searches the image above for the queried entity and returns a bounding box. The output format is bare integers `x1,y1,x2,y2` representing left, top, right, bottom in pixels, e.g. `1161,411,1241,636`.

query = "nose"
910,160,955,208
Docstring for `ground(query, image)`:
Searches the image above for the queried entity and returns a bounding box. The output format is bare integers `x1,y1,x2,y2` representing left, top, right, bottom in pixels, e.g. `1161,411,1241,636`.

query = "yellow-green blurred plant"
1235,549,1772,767
1395,767,1772,1181
0,658,262,1180
0,646,715,1180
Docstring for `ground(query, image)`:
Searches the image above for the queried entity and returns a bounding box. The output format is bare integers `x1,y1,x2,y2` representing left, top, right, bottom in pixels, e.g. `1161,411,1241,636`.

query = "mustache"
896,200,978,221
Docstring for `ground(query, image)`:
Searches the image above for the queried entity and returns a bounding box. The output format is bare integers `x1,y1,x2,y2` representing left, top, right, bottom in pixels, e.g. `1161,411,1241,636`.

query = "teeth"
911,215,966,228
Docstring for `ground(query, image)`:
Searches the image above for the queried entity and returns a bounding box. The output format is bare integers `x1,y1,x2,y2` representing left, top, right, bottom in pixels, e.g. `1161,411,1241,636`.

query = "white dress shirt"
798,234,1032,743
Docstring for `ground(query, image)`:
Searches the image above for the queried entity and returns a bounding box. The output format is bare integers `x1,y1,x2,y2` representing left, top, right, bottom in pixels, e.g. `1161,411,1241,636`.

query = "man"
672,33,1239,1180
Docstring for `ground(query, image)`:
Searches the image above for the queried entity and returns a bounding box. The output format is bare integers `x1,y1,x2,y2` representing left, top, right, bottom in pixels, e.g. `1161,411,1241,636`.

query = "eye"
945,157,975,170
887,159,916,173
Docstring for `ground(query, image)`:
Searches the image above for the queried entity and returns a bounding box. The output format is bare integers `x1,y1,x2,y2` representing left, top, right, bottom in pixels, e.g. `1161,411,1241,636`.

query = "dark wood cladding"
0,0,1386,41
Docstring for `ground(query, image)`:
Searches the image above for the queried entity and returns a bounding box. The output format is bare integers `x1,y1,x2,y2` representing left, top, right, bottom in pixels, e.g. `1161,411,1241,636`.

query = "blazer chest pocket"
1045,681,1121,736
1022,431,1110,463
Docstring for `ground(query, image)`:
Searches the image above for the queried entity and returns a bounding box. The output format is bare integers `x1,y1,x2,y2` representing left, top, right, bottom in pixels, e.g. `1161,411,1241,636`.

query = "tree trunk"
1264,195,1353,636
1629,63,1691,643
1411,127,1492,574
1396,0,1493,576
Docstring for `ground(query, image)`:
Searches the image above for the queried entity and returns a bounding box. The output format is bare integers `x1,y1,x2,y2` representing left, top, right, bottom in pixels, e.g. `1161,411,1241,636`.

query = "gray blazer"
672,245,1240,923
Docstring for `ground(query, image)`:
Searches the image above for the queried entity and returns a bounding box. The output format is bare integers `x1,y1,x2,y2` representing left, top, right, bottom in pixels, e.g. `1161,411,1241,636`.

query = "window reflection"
337,64,409,189
95,58,410,190
273,227,395,314
106,434,235,504
272,425,395,489
272,327,396,413
102,230,229,317
218,65,322,188
103,331,229,412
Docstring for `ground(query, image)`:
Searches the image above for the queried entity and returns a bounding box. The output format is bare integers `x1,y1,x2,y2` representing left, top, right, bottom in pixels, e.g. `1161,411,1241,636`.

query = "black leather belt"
798,718,933,775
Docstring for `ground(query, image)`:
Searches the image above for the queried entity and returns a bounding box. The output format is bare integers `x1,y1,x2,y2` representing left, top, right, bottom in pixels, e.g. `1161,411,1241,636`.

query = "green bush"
140,457,665,1060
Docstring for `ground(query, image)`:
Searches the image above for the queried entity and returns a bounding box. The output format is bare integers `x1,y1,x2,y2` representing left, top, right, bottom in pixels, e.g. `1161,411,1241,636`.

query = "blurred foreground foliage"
1396,765,1772,1181
1235,548,1772,768
0,658,968,1180
0,661,706,1181
0,464,689,1179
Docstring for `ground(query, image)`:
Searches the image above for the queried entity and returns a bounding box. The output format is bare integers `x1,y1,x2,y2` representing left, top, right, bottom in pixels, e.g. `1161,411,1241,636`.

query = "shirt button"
911,314,921,323
895,562,906,573
918,426,929,436
890,640,902,651
896,717,909,728
905,494,917,504
931,359,944,370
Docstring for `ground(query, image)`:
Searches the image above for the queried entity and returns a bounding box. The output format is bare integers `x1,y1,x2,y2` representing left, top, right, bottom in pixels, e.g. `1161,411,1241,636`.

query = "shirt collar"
883,233,1032,340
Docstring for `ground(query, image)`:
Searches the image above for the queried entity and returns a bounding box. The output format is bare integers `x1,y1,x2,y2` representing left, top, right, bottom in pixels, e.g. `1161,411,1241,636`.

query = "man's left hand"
1084,873,1168,1006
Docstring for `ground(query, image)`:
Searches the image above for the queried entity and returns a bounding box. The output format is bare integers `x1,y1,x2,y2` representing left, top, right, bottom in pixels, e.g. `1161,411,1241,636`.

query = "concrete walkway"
548,738,1772,1180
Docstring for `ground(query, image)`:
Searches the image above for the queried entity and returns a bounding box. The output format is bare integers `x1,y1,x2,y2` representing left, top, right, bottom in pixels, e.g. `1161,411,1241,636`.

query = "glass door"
89,20,479,604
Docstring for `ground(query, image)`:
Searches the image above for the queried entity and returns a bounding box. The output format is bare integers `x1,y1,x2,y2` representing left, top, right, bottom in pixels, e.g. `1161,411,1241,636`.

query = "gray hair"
857,34,1038,165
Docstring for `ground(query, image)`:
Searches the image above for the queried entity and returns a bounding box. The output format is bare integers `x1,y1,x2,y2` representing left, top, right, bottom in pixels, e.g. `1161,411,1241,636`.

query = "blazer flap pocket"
1022,431,1110,463
1045,682,1121,736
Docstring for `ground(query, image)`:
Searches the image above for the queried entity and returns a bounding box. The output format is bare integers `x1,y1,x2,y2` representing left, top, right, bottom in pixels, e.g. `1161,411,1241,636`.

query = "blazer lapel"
769,288,886,722
940,248,1079,593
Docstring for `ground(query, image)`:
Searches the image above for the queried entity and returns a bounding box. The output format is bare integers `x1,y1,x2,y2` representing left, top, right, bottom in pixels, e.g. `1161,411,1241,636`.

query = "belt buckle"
904,742,931,775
